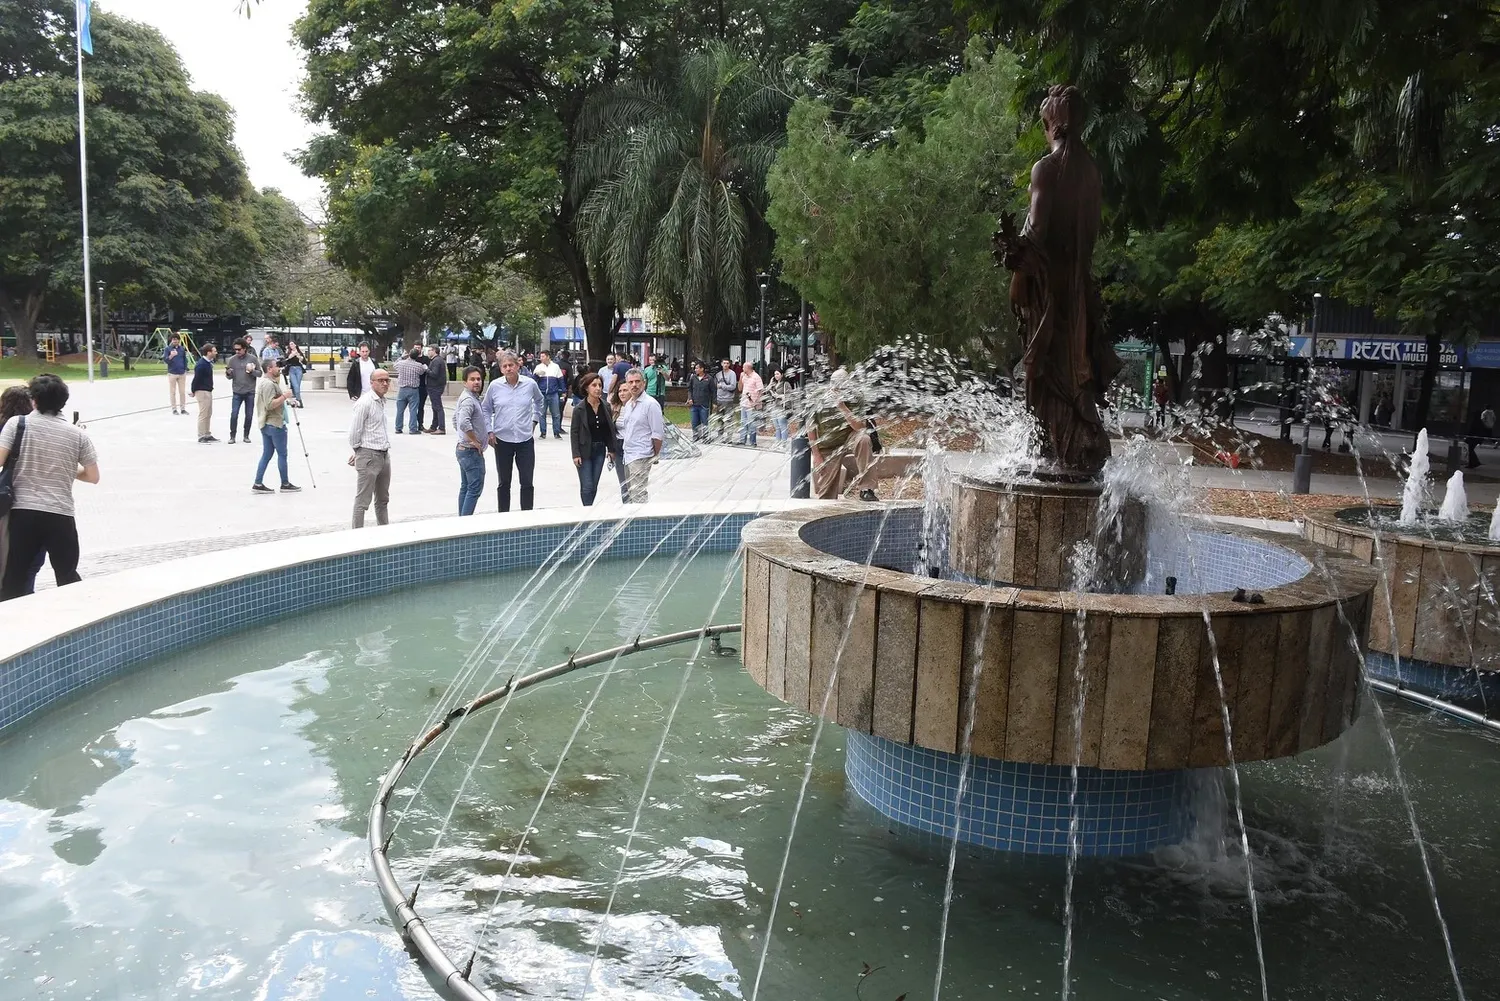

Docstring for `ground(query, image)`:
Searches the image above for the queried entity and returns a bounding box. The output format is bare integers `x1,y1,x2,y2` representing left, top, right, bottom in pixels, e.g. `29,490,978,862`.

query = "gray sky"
105,0,325,216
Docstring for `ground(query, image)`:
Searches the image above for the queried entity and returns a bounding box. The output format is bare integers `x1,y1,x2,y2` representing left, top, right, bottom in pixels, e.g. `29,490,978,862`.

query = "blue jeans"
428,386,446,431
456,447,485,515
739,406,758,446
230,392,253,438
577,442,608,505
287,366,303,402
690,404,709,439
774,415,790,441
540,393,563,437
395,386,421,432
255,425,289,486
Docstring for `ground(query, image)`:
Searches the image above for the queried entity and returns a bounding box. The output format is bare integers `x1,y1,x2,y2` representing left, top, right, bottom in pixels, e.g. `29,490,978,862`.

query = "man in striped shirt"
453,366,487,516
348,368,392,528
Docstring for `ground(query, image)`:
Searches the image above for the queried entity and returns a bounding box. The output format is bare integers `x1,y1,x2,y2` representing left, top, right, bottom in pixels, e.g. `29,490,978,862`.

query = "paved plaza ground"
11,372,1500,587
34,376,792,582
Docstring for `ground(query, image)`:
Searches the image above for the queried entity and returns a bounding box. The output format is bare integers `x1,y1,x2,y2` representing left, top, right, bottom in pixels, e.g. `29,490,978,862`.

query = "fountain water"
1439,471,1469,522
1399,429,1432,526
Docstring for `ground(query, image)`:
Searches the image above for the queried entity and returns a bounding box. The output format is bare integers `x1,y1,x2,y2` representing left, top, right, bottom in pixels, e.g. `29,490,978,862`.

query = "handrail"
1366,677,1500,735
368,623,743,1001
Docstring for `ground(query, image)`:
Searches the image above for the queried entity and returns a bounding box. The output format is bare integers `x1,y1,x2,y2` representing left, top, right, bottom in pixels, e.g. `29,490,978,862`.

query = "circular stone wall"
742,502,1379,855
1303,508,1500,706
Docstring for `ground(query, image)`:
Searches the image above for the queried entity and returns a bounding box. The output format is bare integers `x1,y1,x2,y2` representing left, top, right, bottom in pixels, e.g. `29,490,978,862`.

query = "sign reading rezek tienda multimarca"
1345,338,1461,365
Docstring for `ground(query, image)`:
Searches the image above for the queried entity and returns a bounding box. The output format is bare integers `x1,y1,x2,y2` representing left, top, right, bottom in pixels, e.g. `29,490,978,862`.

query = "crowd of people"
0,336,880,600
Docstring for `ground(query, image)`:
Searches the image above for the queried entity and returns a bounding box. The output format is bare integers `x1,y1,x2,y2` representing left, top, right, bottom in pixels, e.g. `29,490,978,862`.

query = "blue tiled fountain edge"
0,512,758,734
844,731,1192,856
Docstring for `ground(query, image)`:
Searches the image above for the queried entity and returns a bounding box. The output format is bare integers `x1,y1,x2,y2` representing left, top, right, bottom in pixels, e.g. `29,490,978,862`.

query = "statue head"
1040,84,1084,143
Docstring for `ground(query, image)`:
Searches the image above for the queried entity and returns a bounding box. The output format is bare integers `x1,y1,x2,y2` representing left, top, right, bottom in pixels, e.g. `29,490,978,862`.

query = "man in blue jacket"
164,333,190,415
192,344,218,442
533,351,565,438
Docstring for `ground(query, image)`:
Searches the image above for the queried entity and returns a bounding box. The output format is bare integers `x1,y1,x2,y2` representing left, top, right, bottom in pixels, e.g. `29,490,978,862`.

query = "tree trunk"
1412,331,1442,435
552,220,616,362
0,288,46,360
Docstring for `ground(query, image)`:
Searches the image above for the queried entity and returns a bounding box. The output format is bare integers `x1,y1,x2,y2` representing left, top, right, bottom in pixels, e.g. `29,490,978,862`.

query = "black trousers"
494,438,536,512
1,509,81,600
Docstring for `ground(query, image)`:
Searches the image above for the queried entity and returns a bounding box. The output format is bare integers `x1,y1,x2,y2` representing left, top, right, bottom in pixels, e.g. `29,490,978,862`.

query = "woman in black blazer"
570,372,619,506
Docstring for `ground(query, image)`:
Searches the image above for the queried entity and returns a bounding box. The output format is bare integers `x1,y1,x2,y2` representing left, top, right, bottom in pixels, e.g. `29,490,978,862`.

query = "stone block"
872,591,920,744
914,595,967,752
962,600,1015,759
1053,611,1111,766
1411,547,1479,667
742,553,770,687
1098,615,1159,770
1297,604,1336,751
1267,609,1312,756
1013,494,1042,587
765,562,791,700
783,568,814,712
1189,614,1242,768
1232,612,1280,761
1390,541,1423,658
1004,608,1063,762
1146,616,1202,768
1034,494,1067,589
836,588,879,732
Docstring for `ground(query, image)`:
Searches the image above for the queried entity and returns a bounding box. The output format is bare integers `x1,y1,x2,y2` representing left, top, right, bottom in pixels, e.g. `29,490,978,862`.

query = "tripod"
286,400,317,488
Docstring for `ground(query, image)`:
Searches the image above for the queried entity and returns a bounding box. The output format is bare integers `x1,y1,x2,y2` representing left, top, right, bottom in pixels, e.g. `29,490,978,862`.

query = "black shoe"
280,483,301,493
172,408,179,415
859,489,878,502
252,483,274,493
395,428,404,434
244,436,252,443
199,435,219,443
228,436,236,444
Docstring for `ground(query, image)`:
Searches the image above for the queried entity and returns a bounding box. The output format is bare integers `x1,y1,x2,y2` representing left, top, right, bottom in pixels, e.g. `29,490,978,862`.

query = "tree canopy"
768,45,1026,363
0,0,265,355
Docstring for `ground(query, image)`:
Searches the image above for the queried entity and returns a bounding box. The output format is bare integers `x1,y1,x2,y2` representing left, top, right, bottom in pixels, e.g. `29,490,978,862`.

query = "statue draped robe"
1007,140,1121,478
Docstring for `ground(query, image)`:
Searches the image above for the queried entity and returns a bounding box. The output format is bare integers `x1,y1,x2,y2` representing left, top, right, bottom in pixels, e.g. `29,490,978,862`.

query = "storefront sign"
1344,338,1459,365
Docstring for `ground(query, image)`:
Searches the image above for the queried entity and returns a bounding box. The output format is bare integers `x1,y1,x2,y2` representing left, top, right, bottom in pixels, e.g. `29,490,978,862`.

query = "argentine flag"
78,0,93,55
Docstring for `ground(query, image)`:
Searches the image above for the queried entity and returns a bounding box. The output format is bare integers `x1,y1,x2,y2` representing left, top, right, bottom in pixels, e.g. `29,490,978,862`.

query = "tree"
574,43,789,359
0,1,261,355
767,45,1027,363
294,0,866,360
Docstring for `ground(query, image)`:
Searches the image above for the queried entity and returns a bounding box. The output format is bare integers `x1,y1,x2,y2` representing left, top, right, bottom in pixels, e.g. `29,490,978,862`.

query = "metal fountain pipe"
368,623,742,1001
1366,676,1500,734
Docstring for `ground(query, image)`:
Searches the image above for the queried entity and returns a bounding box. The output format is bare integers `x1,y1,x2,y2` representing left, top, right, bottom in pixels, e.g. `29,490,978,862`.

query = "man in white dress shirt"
618,367,664,503
480,351,545,512
348,368,393,527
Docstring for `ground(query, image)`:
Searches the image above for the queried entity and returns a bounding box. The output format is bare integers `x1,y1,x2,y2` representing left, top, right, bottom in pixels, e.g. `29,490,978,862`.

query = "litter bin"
790,434,811,499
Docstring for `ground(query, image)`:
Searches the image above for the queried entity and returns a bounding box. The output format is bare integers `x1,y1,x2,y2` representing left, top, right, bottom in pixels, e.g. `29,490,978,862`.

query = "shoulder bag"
0,416,26,517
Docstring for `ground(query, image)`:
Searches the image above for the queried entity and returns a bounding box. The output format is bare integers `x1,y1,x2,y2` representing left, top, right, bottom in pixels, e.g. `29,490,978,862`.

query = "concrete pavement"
34,376,792,583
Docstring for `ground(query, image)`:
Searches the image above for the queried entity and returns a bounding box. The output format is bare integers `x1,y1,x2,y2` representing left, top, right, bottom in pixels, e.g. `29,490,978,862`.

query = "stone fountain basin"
743,503,1379,770
1305,507,1500,673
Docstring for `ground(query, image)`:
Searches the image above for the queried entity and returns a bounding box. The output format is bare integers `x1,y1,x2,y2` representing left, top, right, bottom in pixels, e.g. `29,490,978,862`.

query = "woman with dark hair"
283,340,308,406
0,374,101,599
569,372,618,506
0,386,34,589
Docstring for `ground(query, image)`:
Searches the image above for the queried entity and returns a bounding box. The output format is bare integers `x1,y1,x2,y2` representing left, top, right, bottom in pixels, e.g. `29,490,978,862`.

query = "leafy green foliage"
767,45,1026,363
0,1,262,354
574,42,789,359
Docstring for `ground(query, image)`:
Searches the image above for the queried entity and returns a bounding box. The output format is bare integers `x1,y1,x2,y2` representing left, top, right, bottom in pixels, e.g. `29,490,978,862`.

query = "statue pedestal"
949,476,1145,590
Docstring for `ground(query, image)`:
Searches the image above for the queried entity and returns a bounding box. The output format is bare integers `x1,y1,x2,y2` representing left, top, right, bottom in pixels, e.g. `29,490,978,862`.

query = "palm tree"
573,43,789,359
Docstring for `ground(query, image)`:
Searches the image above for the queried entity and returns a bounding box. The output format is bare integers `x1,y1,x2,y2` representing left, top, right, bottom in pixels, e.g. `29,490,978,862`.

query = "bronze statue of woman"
995,85,1121,478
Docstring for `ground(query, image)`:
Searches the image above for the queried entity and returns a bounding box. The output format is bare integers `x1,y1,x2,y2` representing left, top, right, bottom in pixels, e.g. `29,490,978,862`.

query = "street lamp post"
1291,291,1322,494
570,307,579,355
757,272,768,372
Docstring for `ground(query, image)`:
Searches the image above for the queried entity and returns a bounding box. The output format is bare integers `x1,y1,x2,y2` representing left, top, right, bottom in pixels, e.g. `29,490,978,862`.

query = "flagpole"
75,1,95,383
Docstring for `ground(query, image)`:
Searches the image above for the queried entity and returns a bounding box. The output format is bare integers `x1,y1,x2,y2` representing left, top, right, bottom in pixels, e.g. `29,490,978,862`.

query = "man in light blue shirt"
480,351,544,512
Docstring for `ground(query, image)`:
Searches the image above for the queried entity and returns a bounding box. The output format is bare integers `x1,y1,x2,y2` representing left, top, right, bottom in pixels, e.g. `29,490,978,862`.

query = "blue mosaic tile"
0,513,757,733
844,730,1191,856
